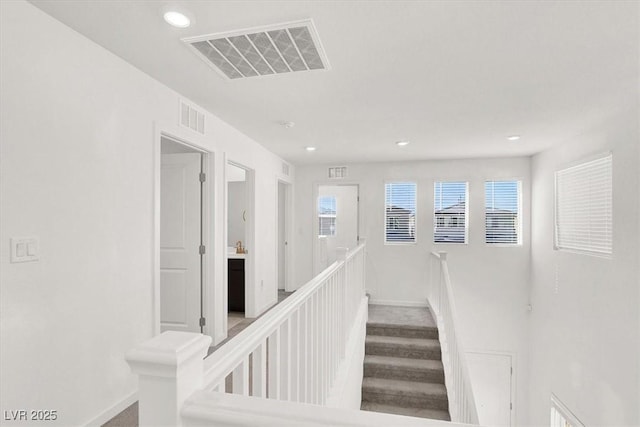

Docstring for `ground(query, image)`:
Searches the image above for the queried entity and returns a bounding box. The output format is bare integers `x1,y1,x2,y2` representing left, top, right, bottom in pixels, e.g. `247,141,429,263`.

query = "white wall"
293,158,531,425
0,1,292,425
528,107,639,426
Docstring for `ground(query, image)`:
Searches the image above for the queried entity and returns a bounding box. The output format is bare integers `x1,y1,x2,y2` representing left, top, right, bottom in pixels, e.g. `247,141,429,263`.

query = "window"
434,181,468,243
318,196,336,237
555,154,612,256
550,394,584,427
385,182,416,243
485,180,522,244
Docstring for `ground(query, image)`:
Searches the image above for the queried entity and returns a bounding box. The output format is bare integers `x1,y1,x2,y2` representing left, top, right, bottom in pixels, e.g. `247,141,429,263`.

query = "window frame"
384,181,418,245
433,181,469,245
484,179,523,246
554,153,612,258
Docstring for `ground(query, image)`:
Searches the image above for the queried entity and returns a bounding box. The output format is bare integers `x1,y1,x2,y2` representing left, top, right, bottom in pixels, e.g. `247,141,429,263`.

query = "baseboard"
84,390,137,427
369,299,428,308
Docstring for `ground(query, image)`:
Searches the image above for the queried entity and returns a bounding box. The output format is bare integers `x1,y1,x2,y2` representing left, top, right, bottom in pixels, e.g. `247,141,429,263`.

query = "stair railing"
428,251,480,424
126,243,369,426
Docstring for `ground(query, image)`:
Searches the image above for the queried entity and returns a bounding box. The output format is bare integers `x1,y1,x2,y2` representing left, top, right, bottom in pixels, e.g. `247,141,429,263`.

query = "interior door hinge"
199,172,206,183
199,245,206,255
510,402,513,410
511,367,513,375
199,317,206,327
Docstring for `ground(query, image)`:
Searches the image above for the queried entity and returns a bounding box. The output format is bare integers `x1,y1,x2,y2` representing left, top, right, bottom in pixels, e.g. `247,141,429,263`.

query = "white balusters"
267,328,280,399
232,356,249,396
251,342,267,397
129,244,367,427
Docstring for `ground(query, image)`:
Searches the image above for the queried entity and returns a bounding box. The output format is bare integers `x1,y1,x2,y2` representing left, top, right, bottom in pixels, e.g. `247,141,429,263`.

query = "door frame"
276,179,294,292
312,182,360,276
225,159,257,317
152,123,216,339
465,349,515,426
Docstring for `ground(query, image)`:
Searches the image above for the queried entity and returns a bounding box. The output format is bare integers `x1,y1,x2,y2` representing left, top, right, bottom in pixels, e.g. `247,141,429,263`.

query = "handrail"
203,255,346,388
203,243,367,402
127,243,368,426
428,251,479,424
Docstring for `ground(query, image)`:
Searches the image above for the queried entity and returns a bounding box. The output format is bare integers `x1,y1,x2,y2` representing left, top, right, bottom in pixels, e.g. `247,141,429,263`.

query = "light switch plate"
11,237,39,263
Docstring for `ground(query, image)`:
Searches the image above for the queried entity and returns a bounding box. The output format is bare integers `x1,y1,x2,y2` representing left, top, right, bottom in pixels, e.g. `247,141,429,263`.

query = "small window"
318,196,336,237
385,182,416,243
550,394,584,427
485,181,522,245
434,181,468,243
555,154,612,256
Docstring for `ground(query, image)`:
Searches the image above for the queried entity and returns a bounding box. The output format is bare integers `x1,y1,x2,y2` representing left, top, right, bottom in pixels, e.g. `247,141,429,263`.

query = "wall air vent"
282,162,290,176
180,101,205,134
183,19,330,80
328,166,347,179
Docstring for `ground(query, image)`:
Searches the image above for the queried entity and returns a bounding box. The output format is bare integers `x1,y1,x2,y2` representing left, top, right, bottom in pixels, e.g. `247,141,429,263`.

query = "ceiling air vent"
183,19,330,80
180,101,205,134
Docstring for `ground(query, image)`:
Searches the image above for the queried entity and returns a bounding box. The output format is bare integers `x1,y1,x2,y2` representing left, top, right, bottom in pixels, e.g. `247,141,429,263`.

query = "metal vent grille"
328,167,347,179
184,20,330,80
180,101,205,134
282,162,290,176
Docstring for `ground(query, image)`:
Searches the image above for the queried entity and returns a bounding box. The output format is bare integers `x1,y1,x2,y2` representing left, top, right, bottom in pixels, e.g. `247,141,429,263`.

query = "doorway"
159,136,207,334
314,184,359,275
226,161,256,322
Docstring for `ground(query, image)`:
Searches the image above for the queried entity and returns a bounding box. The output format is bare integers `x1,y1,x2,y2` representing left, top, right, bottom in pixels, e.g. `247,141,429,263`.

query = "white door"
466,352,512,426
160,153,202,333
316,185,358,272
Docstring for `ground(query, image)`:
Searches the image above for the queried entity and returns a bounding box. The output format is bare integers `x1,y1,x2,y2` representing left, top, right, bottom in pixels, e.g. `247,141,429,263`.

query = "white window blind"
434,181,468,243
485,180,521,244
318,196,336,237
385,182,416,243
555,154,612,256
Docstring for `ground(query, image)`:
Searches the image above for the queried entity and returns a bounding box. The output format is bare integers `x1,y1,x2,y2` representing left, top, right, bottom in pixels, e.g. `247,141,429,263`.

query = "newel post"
126,332,211,426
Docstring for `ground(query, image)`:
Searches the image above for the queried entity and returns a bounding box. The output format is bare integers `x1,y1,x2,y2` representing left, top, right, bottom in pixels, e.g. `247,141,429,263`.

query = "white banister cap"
126,331,211,378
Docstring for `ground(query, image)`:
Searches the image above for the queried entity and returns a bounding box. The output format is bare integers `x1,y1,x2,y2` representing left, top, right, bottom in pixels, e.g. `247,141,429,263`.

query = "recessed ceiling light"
305,146,316,152
396,140,410,146
507,135,521,141
164,11,191,28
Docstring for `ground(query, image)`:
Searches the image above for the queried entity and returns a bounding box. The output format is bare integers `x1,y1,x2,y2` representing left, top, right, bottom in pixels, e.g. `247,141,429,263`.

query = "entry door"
160,153,202,333
466,352,513,426
316,185,359,272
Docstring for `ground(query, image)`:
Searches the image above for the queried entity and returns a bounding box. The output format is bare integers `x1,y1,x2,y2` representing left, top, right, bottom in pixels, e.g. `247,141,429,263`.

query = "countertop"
227,253,246,259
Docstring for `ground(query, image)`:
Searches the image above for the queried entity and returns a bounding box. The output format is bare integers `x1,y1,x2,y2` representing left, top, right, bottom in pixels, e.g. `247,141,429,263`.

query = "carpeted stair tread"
364,355,444,382
365,355,443,370
360,402,451,421
362,377,447,398
362,377,448,410
367,322,438,339
365,335,441,359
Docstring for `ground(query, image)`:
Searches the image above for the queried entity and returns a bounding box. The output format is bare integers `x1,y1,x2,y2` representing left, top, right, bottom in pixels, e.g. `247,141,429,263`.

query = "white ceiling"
30,1,638,165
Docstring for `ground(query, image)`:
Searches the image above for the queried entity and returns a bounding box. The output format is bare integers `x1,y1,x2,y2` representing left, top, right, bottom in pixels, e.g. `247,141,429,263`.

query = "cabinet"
228,258,245,312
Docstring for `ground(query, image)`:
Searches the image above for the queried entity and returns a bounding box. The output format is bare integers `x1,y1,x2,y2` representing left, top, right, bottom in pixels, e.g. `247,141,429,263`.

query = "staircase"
361,305,450,421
